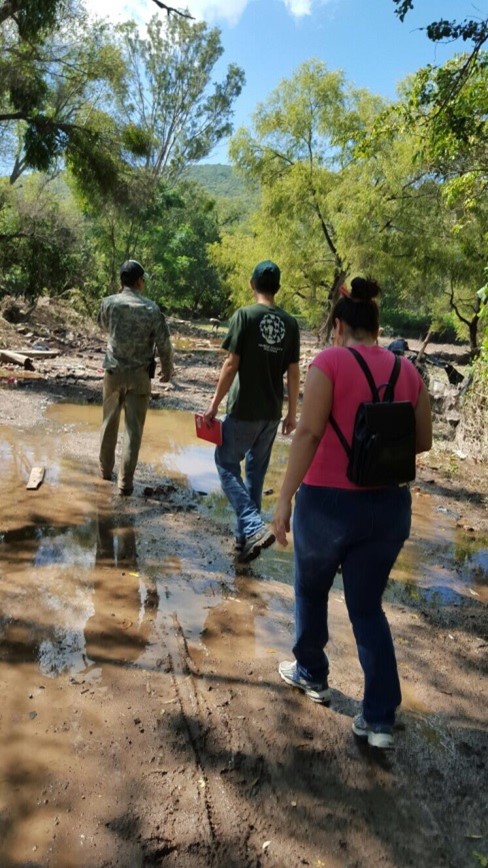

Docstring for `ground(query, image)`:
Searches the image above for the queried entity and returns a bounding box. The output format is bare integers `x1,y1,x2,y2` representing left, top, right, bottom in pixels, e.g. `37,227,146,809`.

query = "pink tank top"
303,345,423,489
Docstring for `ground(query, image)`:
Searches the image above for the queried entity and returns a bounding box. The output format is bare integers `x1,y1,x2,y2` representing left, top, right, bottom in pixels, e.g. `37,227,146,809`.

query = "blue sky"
86,0,487,162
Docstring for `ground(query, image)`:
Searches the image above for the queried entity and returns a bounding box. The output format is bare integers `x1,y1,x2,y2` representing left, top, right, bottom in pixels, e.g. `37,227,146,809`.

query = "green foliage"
2,0,69,40
186,164,248,198
0,8,127,186
113,16,245,180
185,164,259,231
0,174,96,301
392,2,488,49
139,181,227,316
476,270,488,368
219,54,486,346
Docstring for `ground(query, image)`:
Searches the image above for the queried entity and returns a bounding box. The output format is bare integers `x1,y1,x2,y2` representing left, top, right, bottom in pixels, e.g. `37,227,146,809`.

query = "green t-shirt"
222,303,300,421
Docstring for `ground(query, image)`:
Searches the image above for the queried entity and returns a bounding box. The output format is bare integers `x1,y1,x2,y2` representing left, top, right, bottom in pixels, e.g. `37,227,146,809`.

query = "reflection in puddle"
0,403,486,684
46,403,222,493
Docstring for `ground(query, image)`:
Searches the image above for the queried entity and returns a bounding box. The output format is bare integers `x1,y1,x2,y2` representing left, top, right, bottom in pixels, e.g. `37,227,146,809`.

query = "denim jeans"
292,484,412,726
215,415,280,540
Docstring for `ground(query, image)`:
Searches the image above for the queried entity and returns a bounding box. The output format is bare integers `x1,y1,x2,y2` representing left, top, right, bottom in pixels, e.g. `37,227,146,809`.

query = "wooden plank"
26,466,45,490
0,350,35,370
17,348,59,358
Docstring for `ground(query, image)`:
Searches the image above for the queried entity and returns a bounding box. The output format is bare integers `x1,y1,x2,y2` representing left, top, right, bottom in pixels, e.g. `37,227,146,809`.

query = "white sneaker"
352,714,394,749
278,660,331,705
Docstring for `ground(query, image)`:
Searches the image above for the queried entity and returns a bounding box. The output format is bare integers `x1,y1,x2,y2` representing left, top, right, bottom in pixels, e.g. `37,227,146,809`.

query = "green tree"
357,54,488,350
392,2,487,51
114,15,244,181
0,173,96,300
138,180,227,317
0,1,127,188
76,14,245,298
228,60,386,326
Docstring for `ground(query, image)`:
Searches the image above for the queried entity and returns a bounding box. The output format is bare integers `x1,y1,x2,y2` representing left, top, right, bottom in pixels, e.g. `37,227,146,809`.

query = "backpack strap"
347,347,380,401
328,414,351,458
328,348,401,456
383,354,401,402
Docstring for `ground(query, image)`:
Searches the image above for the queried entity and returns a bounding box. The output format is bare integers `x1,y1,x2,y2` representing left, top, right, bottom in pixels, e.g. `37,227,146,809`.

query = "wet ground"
0,387,487,868
1,304,487,867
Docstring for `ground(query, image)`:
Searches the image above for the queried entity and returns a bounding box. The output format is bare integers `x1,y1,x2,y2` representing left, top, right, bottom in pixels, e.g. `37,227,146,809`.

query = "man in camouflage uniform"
98,259,173,495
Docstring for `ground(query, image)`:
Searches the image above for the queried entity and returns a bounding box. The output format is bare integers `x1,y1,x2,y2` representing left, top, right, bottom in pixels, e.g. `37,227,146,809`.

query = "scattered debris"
26,466,45,490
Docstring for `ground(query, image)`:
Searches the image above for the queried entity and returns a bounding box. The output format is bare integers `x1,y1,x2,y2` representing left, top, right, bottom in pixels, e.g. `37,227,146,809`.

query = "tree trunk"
317,269,348,345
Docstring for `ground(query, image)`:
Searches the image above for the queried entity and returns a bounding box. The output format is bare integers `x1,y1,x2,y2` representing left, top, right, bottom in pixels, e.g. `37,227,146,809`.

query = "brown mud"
0,301,487,868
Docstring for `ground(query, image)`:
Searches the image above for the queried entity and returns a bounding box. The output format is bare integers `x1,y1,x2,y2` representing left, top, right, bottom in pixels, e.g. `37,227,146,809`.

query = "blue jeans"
215,416,280,540
292,484,412,726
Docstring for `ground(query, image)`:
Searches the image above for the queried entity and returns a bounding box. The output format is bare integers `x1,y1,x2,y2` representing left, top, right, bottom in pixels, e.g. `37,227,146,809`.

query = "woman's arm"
415,381,433,454
273,365,332,545
282,362,300,435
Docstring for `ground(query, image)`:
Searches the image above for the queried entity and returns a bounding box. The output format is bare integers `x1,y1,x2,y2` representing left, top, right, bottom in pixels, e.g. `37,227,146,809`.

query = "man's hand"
281,412,297,436
203,401,218,427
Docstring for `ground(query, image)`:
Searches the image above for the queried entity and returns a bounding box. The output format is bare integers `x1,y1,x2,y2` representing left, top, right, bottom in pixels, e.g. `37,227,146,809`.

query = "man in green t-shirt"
204,260,300,563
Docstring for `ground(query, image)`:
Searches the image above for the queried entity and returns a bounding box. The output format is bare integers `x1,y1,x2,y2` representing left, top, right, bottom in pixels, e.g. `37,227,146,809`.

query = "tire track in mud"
157,611,257,865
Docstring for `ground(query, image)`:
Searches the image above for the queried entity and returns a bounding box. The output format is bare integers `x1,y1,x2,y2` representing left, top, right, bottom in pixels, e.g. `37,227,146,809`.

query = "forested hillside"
186,163,246,199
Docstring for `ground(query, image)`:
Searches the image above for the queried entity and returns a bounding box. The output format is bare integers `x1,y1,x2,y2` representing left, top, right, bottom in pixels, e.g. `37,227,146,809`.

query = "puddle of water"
390,494,488,605
0,403,486,687
46,403,222,493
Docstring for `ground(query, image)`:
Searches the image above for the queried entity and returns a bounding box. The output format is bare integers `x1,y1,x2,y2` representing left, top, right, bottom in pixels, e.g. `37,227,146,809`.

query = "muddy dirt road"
0,309,487,867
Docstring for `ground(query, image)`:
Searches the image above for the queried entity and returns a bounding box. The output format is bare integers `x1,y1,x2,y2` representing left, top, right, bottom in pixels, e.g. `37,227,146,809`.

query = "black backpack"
329,348,416,487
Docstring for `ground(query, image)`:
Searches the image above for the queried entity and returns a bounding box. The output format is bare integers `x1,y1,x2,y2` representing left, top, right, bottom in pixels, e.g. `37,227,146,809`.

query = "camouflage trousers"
99,367,151,492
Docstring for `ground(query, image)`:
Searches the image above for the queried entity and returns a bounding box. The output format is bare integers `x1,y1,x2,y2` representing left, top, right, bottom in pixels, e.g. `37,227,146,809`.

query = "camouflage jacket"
98,287,173,377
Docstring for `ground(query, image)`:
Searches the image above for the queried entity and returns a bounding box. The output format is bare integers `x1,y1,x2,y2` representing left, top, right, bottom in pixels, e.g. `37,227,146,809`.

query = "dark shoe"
352,714,394,749
118,487,133,497
238,528,275,563
278,660,331,705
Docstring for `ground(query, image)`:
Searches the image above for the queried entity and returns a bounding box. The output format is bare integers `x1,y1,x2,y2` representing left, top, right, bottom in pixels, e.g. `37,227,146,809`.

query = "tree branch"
151,0,195,19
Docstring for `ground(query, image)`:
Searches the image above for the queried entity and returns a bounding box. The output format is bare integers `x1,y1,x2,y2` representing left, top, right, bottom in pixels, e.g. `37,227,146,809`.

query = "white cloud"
182,0,249,26
83,0,248,26
83,0,329,27
83,0,144,24
283,0,313,16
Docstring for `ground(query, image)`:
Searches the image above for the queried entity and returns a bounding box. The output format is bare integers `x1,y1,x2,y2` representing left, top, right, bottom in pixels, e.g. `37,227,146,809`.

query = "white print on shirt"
259,313,285,346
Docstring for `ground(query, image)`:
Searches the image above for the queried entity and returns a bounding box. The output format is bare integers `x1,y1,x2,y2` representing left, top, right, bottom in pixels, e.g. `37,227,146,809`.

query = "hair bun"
350,276,381,302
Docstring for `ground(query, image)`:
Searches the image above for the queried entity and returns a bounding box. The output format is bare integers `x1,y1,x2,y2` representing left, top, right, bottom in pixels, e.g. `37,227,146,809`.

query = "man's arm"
203,352,240,424
282,361,300,435
97,301,107,330
154,314,174,382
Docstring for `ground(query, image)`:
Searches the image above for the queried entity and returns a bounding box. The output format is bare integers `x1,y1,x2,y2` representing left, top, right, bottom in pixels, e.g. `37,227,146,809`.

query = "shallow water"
0,403,486,687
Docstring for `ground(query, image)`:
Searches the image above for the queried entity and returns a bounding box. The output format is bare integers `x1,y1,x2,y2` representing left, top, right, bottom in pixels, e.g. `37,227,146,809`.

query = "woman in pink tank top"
273,277,432,749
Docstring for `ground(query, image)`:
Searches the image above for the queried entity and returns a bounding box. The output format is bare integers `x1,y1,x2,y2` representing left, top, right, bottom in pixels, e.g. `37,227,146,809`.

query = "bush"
382,309,461,342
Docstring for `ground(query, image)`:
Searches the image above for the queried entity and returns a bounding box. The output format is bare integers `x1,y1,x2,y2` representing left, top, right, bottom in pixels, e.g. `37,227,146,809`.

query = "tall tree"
78,14,245,291
114,15,245,182
228,60,385,326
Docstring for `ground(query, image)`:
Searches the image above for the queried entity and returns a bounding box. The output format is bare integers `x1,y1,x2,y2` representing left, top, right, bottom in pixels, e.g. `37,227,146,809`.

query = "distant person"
98,259,173,495
204,260,300,563
273,277,432,749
